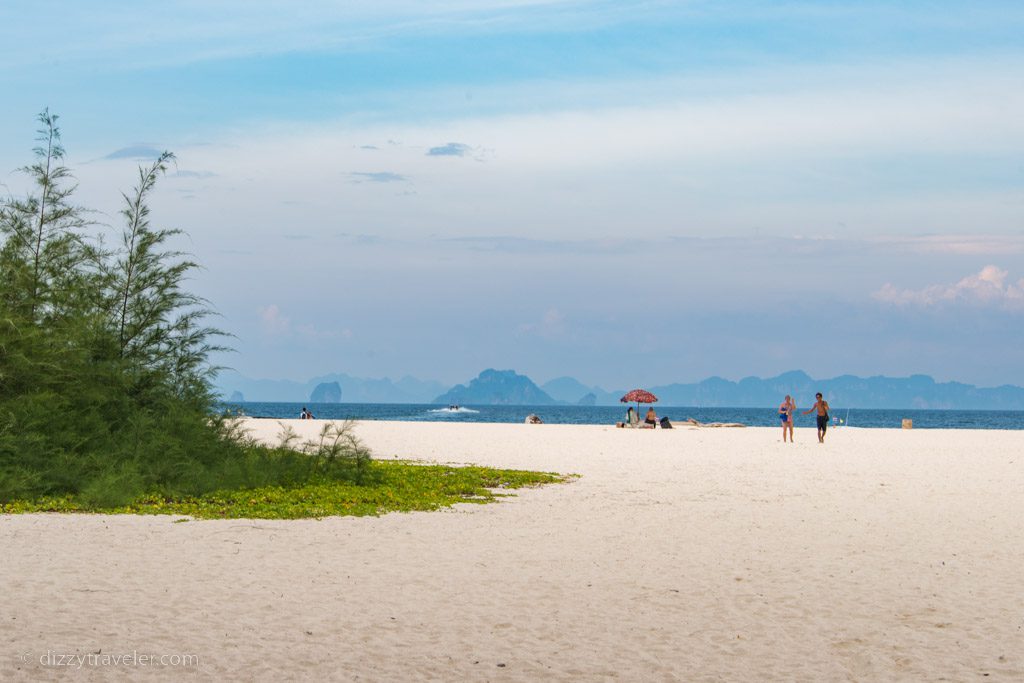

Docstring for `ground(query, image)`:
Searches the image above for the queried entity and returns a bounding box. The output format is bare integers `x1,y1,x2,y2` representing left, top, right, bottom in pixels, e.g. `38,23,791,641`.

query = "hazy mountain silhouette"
218,368,1024,409
482,369,1024,409
217,370,445,403
309,381,342,403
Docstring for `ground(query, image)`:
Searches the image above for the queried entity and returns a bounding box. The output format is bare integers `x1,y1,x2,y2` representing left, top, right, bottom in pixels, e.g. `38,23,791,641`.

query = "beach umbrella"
620,389,658,415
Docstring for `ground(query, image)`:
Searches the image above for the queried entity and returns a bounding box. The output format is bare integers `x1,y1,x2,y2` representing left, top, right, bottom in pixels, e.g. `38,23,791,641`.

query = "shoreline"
242,417,1024,438
4,420,1022,680
223,405,1024,431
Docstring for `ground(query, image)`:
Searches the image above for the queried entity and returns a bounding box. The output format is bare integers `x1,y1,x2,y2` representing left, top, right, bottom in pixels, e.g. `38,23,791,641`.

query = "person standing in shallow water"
778,395,796,442
802,392,830,443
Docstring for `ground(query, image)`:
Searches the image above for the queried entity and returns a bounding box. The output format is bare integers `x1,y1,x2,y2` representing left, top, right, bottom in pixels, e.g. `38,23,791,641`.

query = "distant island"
218,368,1024,410
434,369,556,406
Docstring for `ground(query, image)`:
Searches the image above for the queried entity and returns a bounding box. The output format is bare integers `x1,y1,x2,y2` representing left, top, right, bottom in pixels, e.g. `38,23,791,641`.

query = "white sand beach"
3,420,1023,681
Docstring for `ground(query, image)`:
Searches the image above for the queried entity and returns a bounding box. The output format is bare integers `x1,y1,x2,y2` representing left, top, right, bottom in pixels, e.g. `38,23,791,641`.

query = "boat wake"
429,406,480,415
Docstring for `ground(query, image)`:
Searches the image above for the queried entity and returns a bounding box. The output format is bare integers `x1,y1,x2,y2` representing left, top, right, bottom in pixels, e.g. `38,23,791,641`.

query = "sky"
2,1,1023,389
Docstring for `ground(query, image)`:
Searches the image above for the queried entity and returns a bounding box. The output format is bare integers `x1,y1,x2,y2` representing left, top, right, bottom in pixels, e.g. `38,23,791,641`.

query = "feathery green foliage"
0,109,91,325
0,111,245,503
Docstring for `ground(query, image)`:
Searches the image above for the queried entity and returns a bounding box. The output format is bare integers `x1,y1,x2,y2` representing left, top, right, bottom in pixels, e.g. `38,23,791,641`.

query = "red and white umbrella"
620,389,658,414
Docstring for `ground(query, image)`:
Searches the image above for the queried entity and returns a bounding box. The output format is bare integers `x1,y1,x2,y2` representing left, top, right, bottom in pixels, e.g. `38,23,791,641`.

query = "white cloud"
259,304,291,335
870,235,1024,256
294,323,354,342
74,57,1020,253
874,266,1024,309
259,305,355,341
517,308,567,338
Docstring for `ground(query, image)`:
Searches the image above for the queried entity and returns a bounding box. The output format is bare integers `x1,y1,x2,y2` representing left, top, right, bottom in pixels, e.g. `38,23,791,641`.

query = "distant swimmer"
802,393,830,443
778,395,796,442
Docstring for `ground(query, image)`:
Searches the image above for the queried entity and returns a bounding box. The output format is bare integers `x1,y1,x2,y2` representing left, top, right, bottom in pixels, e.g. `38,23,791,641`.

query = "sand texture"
3,420,1023,681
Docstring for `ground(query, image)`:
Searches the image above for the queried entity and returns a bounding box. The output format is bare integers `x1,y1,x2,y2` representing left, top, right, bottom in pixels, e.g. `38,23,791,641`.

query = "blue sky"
2,1,1023,388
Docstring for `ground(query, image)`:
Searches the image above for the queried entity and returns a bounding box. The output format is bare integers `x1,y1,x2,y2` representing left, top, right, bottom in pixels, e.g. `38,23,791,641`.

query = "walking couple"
778,393,831,443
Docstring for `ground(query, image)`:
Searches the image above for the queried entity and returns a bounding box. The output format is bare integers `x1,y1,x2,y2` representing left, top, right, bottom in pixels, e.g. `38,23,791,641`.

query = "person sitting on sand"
778,395,796,443
802,392,830,443
644,406,658,428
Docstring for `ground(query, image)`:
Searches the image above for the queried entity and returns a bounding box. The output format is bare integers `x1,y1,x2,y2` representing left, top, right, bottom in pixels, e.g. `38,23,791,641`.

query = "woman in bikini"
778,395,795,442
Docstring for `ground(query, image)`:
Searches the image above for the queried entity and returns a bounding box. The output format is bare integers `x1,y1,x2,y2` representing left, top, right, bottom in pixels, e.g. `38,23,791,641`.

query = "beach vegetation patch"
1,460,569,519
0,111,570,517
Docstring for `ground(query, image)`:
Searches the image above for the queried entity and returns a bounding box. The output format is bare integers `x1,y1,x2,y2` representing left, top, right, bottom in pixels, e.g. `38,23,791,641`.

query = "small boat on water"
428,405,479,414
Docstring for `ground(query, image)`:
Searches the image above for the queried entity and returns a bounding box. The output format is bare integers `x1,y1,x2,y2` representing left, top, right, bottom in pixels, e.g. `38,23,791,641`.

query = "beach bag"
659,417,672,429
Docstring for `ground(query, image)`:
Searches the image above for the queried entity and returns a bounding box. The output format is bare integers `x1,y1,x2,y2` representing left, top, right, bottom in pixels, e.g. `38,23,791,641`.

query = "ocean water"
222,402,1024,430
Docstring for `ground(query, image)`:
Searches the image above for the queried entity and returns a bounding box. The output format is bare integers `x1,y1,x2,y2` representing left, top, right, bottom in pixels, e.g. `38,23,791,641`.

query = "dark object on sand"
659,416,673,429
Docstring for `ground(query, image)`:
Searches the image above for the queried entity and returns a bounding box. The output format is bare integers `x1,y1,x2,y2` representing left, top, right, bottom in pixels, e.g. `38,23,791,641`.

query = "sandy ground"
2,419,1023,682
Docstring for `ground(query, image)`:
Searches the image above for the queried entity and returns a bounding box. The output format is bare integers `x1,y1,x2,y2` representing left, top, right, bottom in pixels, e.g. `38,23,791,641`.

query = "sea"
222,402,1024,430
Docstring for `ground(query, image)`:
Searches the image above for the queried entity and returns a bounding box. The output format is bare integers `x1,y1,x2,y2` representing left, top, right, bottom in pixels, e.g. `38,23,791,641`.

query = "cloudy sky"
2,1,1023,389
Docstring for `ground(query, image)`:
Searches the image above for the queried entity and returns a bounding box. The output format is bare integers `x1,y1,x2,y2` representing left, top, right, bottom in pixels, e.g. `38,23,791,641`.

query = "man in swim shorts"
802,392,830,443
